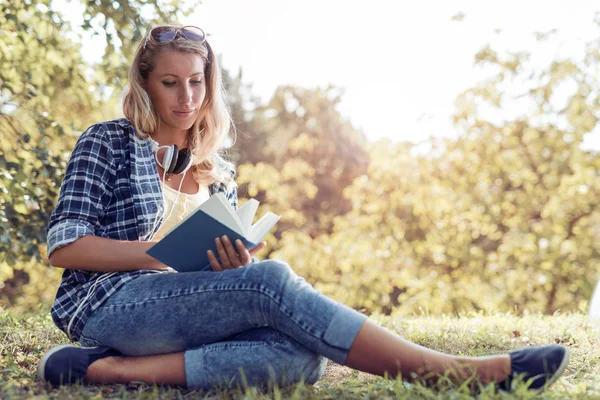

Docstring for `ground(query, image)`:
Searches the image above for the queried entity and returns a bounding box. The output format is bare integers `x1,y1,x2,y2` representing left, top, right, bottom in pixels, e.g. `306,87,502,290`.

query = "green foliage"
0,260,62,312
1,0,96,267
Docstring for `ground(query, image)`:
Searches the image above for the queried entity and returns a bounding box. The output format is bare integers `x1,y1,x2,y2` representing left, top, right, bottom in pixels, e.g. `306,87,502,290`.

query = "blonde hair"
123,26,236,189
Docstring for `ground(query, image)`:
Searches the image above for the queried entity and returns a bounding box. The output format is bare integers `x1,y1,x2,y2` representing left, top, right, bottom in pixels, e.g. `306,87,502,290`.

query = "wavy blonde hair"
123,26,236,189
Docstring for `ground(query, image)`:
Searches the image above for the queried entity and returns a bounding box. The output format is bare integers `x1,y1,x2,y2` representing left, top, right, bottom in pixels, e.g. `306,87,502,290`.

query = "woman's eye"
191,80,202,84
162,81,176,87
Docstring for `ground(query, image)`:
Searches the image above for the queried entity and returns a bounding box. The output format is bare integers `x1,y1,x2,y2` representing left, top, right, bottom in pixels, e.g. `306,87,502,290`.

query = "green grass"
1,309,599,399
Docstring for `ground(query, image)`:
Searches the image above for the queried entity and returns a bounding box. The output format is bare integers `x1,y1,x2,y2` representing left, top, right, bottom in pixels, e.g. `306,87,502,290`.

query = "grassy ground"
1,309,599,399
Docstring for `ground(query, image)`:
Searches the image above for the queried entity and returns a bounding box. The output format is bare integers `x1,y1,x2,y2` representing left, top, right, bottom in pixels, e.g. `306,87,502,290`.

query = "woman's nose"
179,84,193,104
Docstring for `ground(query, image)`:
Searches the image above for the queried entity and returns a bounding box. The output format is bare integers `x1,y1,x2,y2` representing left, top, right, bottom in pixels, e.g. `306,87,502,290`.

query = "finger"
235,239,251,265
221,235,242,267
207,250,221,271
215,237,232,269
249,241,267,257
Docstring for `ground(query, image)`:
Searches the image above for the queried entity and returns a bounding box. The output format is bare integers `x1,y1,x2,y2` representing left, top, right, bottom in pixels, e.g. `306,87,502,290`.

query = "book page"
196,193,244,236
248,212,280,243
237,199,259,233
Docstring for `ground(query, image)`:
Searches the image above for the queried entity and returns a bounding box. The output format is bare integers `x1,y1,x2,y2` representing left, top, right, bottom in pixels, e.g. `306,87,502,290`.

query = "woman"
38,25,569,392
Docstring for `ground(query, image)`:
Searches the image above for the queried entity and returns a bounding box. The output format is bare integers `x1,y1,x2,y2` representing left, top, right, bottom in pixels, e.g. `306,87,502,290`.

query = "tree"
448,21,600,313
223,67,270,166
270,21,600,316
235,85,370,240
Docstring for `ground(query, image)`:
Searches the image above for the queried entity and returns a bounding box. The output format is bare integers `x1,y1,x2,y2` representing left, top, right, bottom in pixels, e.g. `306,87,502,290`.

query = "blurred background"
1,0,598,317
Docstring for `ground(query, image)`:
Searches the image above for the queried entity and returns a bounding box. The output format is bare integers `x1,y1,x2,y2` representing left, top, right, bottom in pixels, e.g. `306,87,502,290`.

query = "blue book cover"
146,193,279,272
146,210,259,272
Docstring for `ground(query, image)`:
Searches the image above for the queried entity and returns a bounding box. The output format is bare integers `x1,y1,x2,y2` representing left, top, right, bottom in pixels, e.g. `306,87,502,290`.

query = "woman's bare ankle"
428,355,511,385
86,356,123,383
470,355,511,384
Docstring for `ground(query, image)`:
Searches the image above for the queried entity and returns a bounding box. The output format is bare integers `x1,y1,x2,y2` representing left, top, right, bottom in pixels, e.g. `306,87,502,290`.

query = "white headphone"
151,139,194,175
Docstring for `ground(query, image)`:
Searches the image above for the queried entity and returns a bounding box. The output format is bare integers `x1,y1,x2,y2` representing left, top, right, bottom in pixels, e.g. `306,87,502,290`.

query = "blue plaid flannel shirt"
46,118,237,341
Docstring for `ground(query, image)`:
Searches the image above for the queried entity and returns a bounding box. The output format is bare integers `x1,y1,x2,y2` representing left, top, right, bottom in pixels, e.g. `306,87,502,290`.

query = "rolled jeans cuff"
185,347,211,389
316,303,368,365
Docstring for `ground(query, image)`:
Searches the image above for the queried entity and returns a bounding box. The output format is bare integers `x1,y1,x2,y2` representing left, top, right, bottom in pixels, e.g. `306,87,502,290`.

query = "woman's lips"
173,109,195,117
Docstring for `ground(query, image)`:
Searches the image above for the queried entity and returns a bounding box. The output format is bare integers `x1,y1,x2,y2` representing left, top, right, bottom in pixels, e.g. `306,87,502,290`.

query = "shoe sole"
37,344,99,383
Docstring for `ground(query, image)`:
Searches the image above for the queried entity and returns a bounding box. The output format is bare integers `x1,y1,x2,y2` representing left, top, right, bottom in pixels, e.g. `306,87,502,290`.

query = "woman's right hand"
208,235,266,271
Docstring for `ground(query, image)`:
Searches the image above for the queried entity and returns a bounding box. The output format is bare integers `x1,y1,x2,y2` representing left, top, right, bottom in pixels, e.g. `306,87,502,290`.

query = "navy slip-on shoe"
38,345,121,387
498,345,570,392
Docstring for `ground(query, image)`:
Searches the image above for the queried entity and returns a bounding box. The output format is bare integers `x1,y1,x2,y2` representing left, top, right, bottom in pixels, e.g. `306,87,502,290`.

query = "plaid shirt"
46,118,237,341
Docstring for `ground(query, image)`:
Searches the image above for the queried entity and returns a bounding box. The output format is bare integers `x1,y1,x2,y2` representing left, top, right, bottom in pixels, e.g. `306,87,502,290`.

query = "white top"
153,183,210,241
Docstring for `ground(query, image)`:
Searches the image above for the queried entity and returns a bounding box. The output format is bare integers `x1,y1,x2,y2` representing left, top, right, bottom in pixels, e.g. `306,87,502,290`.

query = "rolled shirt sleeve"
46,124,116,258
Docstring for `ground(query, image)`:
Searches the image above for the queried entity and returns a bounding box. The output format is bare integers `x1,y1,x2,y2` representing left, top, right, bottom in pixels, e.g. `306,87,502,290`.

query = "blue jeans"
79,259,368,390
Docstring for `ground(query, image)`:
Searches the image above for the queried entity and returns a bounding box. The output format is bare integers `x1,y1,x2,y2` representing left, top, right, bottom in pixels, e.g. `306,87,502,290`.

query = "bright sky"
60,0,600,150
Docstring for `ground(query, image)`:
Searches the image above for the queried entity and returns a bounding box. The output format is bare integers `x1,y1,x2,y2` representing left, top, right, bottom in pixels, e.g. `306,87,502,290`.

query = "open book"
147,193,280,272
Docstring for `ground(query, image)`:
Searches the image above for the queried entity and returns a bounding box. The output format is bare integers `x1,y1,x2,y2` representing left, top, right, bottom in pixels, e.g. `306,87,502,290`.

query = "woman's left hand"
208,236,267,271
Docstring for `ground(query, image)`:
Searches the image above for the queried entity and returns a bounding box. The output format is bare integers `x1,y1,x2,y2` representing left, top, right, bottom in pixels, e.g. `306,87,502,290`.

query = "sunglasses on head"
146,25,207,45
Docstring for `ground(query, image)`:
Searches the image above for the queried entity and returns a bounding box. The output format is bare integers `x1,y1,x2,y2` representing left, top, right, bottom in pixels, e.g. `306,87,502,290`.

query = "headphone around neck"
151,139,194,175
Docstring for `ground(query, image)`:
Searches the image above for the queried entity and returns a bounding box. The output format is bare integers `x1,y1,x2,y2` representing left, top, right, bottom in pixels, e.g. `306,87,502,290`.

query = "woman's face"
146,48,206,137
